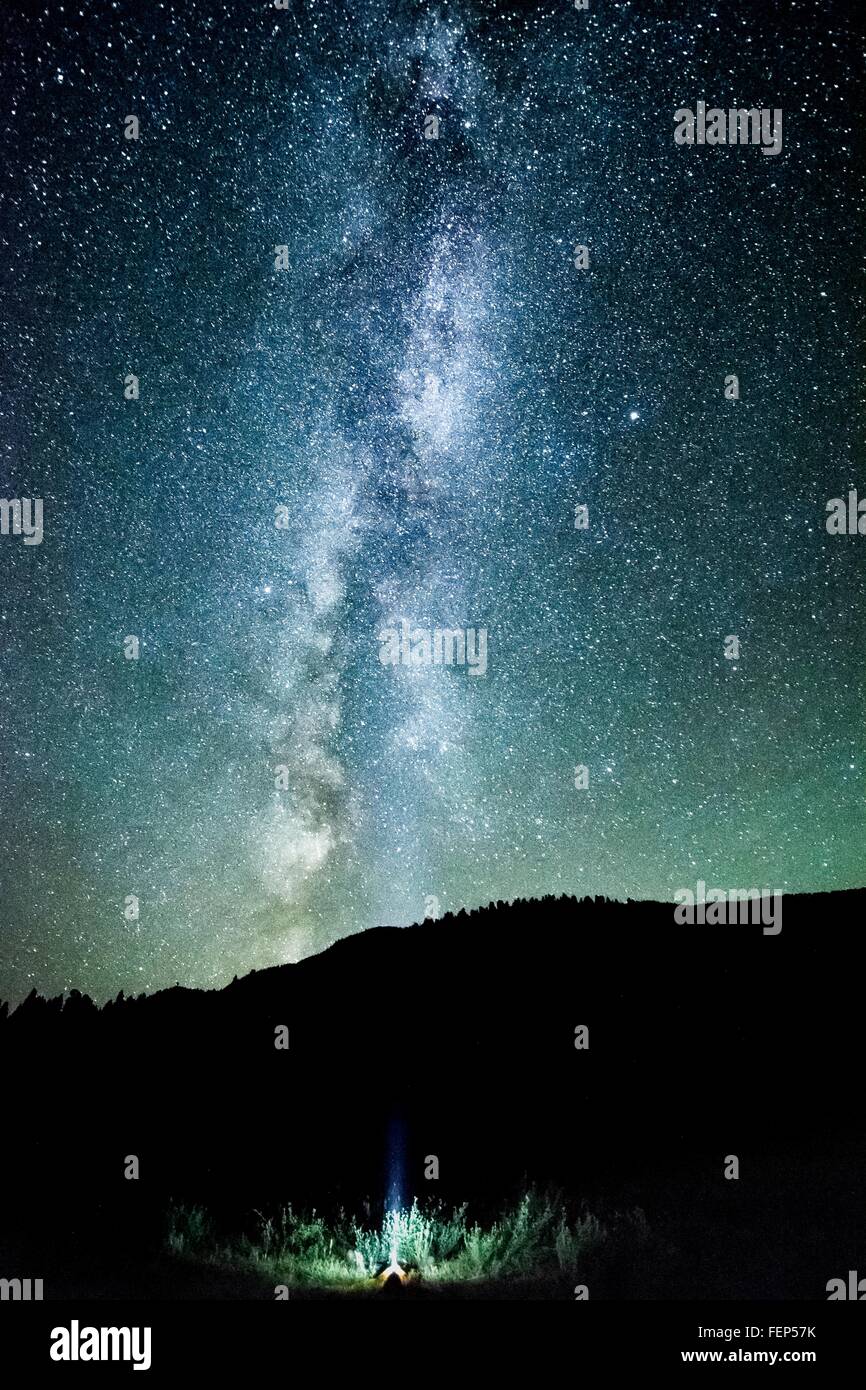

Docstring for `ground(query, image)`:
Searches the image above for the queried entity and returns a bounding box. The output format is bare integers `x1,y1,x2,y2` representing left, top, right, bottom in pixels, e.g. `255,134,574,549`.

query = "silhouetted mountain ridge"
2,886,863,1017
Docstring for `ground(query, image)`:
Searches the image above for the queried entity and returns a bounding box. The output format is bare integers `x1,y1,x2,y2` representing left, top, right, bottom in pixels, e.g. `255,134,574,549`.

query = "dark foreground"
1,890,864,1301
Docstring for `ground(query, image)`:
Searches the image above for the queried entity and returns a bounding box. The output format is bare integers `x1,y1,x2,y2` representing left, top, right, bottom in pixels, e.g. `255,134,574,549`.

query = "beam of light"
379,1208,407,1285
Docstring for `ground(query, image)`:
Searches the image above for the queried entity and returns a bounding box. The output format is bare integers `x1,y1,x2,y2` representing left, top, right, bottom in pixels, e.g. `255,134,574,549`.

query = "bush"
163,1190,649,1290
165,1202,212,1256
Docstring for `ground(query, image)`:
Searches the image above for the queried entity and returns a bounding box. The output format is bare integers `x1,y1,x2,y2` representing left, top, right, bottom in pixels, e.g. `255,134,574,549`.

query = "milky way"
0,0,863,1002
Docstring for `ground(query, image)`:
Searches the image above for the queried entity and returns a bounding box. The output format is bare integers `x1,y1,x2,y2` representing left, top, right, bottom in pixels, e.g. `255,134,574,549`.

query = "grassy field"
161,1190,656,1298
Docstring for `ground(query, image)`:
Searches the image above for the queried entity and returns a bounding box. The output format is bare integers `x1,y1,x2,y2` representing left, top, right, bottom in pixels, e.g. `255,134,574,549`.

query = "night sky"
0,0,863,1003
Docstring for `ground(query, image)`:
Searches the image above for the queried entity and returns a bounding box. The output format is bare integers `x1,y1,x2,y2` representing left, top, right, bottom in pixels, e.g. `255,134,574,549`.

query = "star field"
0,0,864,1002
